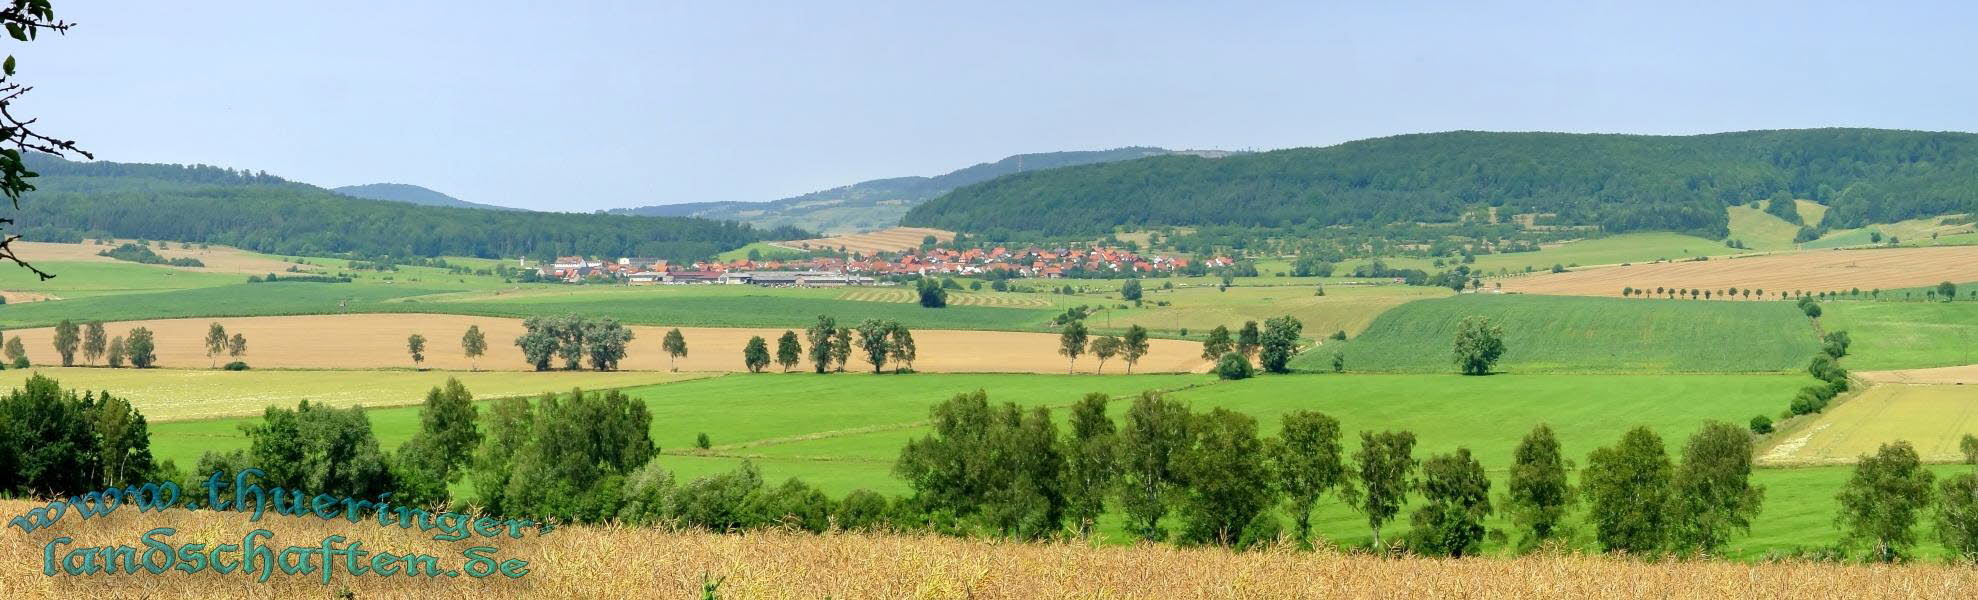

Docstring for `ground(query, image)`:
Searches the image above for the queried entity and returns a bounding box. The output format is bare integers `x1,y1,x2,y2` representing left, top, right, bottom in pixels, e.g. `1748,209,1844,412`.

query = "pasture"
770,226,956,255
1109,283,1450,339
1289,294,1820,373
7,499,1976,598
1820,301,1978,370
6,313,1210,373
1726,204,1803,251
1495,245,1978,297
1759,383,1978,466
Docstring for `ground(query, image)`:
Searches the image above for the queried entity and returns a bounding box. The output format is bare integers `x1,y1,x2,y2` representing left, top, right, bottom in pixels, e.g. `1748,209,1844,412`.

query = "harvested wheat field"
1860,363,1978,385
8,313,1207,374
9,240,311,275
836,288,1055,307
771,226,955,255
1497,246,1978,297
1759,382,1978,466
4,499,1975,599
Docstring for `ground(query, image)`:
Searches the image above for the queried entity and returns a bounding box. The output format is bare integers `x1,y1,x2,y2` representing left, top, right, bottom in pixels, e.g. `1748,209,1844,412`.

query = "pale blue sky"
16,1,1978,211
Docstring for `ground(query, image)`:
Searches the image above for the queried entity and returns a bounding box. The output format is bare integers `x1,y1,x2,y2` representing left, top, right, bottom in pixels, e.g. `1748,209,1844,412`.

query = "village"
532,245,1226,285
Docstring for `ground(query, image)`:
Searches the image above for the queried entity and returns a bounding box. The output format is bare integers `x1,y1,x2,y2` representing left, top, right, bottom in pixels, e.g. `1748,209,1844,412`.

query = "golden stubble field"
9,241,308,275
1497,246,1978,297
2,499,1974,599
8,314,1209,374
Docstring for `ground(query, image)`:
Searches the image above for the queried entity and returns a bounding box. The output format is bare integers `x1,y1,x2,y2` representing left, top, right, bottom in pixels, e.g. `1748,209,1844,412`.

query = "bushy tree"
1121,325,1150,373
1934,434,1978,560
1235,320,1262,358
1258,315,1303,373
886,323,916,372
461,324,487,371
1668,421,1765,554
51,319,78,366
775,330,801,372
1117,391,1192,541
0,375,162,496
1837,441,1935,562
893,391,1066,539
1582,427,1672,554
472,396,535,514
1058,321,1089,374
3,335,25,366
234,400,395,500
1351,430,1418,548
829,326,852,371
499,388,656,521
394,379,482,505
1504,424,1573,547
1089,335,1121,373
406,333,427,368
1121,278,1143,303
1214,351,1254,380
81,322,106,365
1270,410,1347,547
742,336,770,373
204,322,227,368
1201,325,1233,361
660,327,687,371
514,316,558,371
106,336,126,368
1177,408,1274,547
125,327,156,368
1064,393,1116,538
1410,448,1492,557
916,277,948,308
854,319,894,374
1452,315,1506,375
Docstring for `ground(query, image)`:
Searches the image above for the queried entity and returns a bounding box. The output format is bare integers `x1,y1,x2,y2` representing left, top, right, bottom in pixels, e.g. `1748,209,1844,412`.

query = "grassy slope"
1293,294,1821,373
1727,204,1802,251
0,260,249,298
1820,301,1978,369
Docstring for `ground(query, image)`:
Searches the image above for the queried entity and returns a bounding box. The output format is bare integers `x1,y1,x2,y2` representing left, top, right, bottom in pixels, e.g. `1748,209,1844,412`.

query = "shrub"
222,361,250,371
1214,352,1254,380
696,432,712,450
10,356,27,369
1750,415,1774,434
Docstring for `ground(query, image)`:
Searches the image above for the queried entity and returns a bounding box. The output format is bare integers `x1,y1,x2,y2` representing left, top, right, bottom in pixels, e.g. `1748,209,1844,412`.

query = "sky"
15,1,1978,212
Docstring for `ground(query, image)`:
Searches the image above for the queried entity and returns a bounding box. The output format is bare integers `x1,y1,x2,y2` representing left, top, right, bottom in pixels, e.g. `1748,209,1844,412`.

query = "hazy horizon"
17,1,1978,211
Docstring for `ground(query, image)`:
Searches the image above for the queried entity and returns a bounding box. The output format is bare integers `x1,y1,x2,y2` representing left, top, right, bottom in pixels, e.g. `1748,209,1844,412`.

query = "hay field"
5,367,707,422
1859,364,1978,385
7,314,1208,374
10,240,309,275
3,500,1974,599
770,226,955,255
1497,246,1978,297
1759,383,1978,466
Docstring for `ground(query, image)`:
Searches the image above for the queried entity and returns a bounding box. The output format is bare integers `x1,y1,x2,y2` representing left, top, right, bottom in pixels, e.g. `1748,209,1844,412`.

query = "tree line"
0,320,157,369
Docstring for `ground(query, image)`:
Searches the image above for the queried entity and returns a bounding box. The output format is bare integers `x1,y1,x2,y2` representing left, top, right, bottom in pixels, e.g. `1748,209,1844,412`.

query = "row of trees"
512,315,638,371
1195,317,1304,378
6,321,156,369
1057,323,1152,375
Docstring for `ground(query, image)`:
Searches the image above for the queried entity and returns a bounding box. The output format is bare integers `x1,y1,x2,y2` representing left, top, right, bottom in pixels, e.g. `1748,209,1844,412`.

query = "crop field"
9,367,707,422
1290,294,1820,373
0,260,246,300
6,240,309,275
7,313,1209,373
1859,364,1978,385
1113,283,1450,339
1343,232,1738,276
1820,301,1978,370
1495,245,1978,297
1759,383,1978,466
7,499,1976,598
770,226,956,255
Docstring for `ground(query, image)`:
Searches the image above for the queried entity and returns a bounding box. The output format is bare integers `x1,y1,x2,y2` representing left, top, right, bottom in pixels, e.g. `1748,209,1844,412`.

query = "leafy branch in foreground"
0,0,88,280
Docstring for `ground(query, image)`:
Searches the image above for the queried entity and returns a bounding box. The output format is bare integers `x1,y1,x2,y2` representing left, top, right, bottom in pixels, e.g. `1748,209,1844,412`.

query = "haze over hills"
608,147,1241,234
334,182,521,211
13,153,802,261
903,128,1978,239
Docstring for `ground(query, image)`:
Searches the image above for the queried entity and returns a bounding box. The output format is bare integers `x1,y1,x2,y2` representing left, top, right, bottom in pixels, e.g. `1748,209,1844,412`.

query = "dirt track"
7,313,1209,374
1497,246,1978,297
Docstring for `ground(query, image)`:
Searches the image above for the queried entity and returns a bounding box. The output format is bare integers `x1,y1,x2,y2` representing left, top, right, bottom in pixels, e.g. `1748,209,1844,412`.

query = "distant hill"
902,128,1978,238
334,183,520,211
13,154,801,262
609,147,1236,233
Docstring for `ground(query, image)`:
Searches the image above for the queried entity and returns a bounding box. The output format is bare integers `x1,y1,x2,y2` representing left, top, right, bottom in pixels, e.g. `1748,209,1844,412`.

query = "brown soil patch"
10,240,313,275
8,313,1209,374
772,227,956,255
1498,246,1978,297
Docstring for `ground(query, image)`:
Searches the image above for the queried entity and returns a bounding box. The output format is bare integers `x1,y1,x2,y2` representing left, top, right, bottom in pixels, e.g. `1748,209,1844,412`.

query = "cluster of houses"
533,246,1219,286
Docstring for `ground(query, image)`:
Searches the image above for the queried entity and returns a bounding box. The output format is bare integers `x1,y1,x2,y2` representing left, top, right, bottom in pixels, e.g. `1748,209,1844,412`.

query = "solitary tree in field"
204,322,227,368
125,327,156,368
775,330,801,372
1089,335,1121,374
1837,441,1935,562
1059,321,1089,374
227,333,246,363
1452,316,1506,376
1271,410,1347,547
662,328,688,372
1121,325,1150,373
1259,315,1303,373
1505,423,1573,548
1121,278,1143,304
81,321,105,365
51,319,77,366
1583,427,1671,554
461,325,487,371
406,333,427,369
1352,429,1418,549
742,335,770,373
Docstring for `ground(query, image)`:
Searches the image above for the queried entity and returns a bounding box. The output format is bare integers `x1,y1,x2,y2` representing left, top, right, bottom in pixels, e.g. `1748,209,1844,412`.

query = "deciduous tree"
775,330,801,372
661,328,688,372
1583,427,1672,554
1452,315,1506,375
1064,393,1116,538
1259,315,1303,373
1117,391,1192,541
50,318,77,366
124,327,155,368
461,324,487,371
1270,410,1347,547
1121,325,1150,373
406,333,427,369
1505,423,1573,548
1058,321,1089,374
805,316,836,374
1410,447,1492,557
1089,335,1121,374
1837,441,1935,562
203,322,227,368
1351,430,1418,549
1669,421,1765,554
742,336,770,373
1177,408,1273,547
1200,325,1232,361
81,321,105,365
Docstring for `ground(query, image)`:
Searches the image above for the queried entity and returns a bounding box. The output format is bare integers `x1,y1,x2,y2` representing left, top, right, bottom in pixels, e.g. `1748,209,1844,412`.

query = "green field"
1099,283,1449,339
1820,301,1978,369
1726,204,1803,251
0,260,249,298
1342,232,1739,277
1292,294,1821,373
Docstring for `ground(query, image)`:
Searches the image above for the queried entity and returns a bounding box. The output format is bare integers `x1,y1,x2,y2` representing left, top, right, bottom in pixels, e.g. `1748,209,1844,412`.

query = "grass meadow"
1291,294,1821,373
1820,301,1978,369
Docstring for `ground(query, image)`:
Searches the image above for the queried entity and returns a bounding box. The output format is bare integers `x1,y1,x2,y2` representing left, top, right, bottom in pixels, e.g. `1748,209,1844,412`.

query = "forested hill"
609,147,1229,233
901,129,1978,238
334,182,520,211
14,154,805,261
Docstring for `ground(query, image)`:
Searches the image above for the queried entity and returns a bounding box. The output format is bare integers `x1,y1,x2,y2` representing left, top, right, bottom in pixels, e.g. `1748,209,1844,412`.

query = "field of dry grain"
10,240,311,275
1759,381,1978,466
7,314,1208,374
1497,246,1978,297
770,226,955,255
3,499,1973,599
1860,363,1978,385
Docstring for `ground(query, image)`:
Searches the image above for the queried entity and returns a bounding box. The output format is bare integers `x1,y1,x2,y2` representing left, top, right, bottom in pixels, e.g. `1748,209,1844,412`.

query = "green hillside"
904,128,1978,239
1293,294,1821,373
